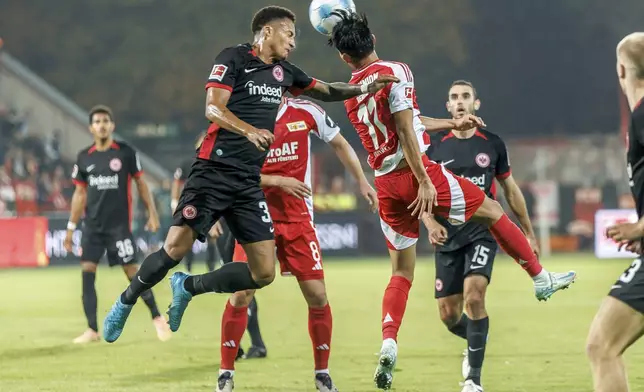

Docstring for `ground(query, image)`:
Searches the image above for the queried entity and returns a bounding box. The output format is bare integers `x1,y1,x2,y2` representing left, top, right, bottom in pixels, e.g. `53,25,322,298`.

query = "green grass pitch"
1,254,643,391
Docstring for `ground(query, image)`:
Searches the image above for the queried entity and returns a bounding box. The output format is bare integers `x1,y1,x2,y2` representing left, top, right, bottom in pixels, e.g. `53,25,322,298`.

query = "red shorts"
231,221,324,281
374,156,485,250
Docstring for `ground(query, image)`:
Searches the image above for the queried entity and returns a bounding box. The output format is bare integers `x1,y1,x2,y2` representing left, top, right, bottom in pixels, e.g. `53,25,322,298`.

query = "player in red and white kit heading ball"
178,97,377,392
328,12,577,390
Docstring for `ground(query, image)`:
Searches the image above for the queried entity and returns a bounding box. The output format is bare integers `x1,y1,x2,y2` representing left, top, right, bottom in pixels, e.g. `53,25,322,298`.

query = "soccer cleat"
315,373,339,392
216,371,234,392
103,298,134,343
167,272,193,332
73,328,100,344
242,345,267,359
461,348,470,380
152,316,172,342
534,271,577,301
461,379,483,392
374,338,397,390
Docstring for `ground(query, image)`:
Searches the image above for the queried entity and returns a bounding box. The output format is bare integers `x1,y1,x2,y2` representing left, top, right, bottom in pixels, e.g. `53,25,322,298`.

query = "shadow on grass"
116,362,219,386
0,341,138,361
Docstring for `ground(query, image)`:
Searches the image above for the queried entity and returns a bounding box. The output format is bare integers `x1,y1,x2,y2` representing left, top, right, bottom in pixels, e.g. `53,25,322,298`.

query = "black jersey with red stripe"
426,128,512,252
199,43,315,174
71,141,143,232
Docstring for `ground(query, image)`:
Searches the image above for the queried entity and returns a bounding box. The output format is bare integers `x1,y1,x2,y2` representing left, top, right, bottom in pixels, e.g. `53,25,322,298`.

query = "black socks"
121,248,180,305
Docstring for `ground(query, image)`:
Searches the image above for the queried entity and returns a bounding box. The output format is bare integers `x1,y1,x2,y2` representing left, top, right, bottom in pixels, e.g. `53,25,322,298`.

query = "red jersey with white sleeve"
261,98,340,222
344,60,430,176
344,60,486,251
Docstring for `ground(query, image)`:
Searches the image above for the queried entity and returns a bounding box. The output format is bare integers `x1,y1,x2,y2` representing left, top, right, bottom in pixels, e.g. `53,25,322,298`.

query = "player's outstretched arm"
64,185,87,252
393,109,437,216
134,175,160,233
260,174,312,199
420,115,486,133
206,87,274,150
328,133,378,213
301,75,399,102
498,174,539,255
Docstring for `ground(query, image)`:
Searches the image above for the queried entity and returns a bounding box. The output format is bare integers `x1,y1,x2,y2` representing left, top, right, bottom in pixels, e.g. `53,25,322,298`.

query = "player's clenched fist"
246,128,274,151
367,75,400,94
64,230,74,253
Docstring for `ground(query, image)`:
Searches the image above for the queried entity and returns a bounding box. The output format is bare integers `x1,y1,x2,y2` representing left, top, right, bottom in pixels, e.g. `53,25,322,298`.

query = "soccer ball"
309,0,357,36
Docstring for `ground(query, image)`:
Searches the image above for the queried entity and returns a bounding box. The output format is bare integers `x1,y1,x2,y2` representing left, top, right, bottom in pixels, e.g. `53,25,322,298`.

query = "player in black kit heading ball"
587,32,644,392
103,6,398,343
66,105,171,344
422,81,539,391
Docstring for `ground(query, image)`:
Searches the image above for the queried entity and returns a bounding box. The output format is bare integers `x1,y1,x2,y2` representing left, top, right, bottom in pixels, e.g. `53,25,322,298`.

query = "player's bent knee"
464,290,486,315
80,262,97,273
472,197,504,225
230,289,255,307
438,298,462,327
164,225,195,260
299,279,328,307
250,268,275,288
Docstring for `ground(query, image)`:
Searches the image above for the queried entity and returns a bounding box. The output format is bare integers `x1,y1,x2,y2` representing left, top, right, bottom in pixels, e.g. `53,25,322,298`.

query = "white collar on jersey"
276,100,289,121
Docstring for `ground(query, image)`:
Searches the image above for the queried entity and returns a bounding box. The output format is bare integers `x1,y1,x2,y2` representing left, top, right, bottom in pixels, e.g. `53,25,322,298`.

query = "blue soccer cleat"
103,298,133,343
167,272,193,332
535,270,577,301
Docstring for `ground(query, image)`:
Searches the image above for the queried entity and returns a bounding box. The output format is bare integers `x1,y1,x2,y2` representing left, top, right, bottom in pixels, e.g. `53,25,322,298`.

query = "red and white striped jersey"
261,98,340,222
344,60,429,176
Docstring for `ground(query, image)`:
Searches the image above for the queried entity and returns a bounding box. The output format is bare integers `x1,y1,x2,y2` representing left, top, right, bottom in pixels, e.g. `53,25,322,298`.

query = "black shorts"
608,258,644,314
81,229,138,267
172,159,274,244
434,239,497,298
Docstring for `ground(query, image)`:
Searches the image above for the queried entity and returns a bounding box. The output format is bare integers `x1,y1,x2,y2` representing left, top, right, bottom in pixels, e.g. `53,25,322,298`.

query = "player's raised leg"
121,262,171,341
469,195,576,300
216,289,255,392
587,296,644,392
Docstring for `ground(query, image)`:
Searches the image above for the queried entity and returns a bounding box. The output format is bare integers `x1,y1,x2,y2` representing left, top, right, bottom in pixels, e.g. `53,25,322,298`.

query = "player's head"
251,6,297,61
616,32,644,96
446,80,480,119
88,105,115,142
328,12,376,69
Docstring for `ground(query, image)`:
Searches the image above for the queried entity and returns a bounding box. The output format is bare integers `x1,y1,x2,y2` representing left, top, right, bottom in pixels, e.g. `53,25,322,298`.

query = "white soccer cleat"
216,371,234,392
152,316,172,342
461,379,484,392
461,348,470,380
374,338,397,390
534,270,577,301
73,328,100,344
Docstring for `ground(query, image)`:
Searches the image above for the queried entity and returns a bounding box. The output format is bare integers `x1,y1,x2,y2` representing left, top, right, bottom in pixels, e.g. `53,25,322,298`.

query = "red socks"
309,304,333,371
382,275,412,341
490,215,543,277
220,300,248,371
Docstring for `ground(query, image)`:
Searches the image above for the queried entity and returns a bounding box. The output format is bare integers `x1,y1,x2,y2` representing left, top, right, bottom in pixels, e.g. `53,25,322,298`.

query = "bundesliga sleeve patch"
405,87,413,99
209,64,228,81
287,121,308,132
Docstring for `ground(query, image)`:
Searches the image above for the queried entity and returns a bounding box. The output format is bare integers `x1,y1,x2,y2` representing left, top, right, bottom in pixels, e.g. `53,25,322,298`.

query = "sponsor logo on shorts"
182,205,197,220
435,278,443,291
109,158,122,172
475,153,490,168
272,65,284,82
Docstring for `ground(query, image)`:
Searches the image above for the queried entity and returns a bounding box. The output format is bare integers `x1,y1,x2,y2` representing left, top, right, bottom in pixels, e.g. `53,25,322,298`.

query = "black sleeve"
205,47,240,92
285,62,316,96
495,137,511,180
71,152,88,186
426,134,439,159
125,146,143,177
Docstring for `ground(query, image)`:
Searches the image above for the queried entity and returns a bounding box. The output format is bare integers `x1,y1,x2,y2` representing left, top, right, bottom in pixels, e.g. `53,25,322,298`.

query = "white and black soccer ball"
309,0,357,36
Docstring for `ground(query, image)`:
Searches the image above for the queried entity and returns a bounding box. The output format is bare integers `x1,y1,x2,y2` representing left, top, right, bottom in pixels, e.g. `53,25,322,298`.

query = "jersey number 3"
620,258,642,284
357,97,388,148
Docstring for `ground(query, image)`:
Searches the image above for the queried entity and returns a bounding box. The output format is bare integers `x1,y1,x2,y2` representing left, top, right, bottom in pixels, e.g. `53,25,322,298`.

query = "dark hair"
450,80,478,99
251,6,296,34
328,12,374,61
88,105,114,124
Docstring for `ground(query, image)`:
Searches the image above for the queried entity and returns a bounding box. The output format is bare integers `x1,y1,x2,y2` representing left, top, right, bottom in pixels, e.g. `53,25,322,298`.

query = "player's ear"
618,62,626,79
474,99,481,111
340,52,352,66
372,34,377,46
445,101,451,114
